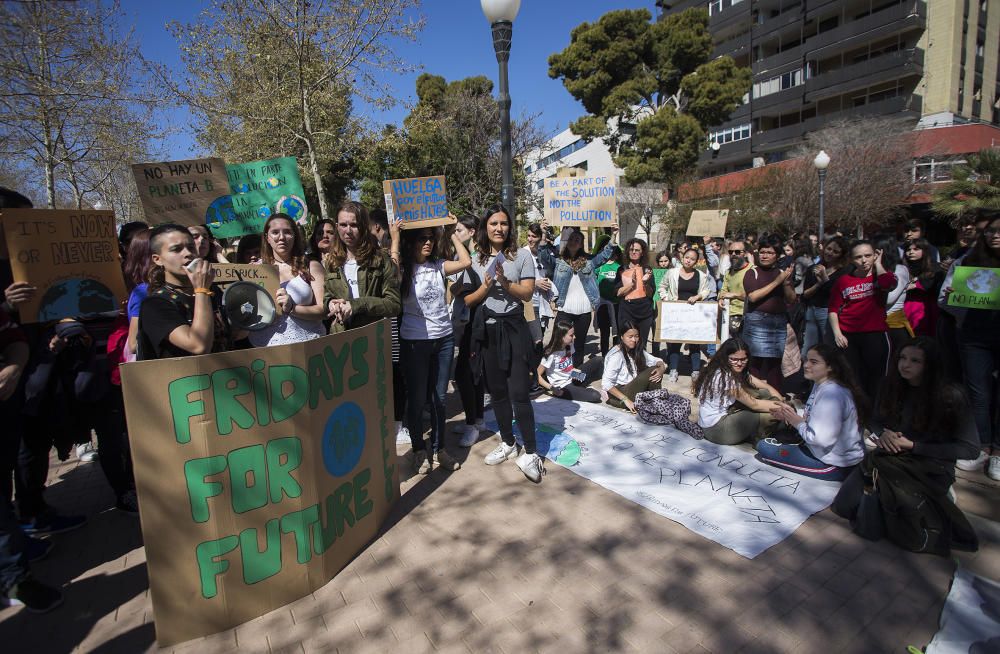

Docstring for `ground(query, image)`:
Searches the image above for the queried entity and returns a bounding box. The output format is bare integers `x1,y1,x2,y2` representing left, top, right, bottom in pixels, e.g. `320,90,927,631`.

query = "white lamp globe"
481,0,521,23
813,150,830,170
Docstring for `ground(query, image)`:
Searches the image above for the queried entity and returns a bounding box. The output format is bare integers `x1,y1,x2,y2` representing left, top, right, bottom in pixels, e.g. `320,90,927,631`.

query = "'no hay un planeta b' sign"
120,320,399,646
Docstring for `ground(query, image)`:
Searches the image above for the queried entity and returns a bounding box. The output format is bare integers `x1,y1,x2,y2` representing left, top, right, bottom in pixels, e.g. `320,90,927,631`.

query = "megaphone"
222,281,277,331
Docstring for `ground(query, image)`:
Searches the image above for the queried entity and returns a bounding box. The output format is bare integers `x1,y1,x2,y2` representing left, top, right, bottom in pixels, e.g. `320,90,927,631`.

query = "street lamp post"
482,0,520,214
813,150,830,240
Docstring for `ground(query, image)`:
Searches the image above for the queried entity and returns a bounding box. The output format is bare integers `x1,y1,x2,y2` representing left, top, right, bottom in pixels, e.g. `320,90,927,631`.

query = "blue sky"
123,0,659,159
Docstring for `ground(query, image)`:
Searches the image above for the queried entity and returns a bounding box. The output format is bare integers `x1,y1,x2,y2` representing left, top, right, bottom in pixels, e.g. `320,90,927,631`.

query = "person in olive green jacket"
324,200,401,333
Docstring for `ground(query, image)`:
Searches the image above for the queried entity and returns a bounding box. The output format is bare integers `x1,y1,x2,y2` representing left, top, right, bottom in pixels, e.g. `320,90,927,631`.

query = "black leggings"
595,303,617,356
617,298,655,352
556,310,591,368
483,322,537,453
842,331,890,402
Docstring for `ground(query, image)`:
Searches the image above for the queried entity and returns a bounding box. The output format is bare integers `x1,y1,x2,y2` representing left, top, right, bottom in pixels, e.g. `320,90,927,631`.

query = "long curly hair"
694,337,754,404
261,213,309,278
876,336,966,434
325,200,383,270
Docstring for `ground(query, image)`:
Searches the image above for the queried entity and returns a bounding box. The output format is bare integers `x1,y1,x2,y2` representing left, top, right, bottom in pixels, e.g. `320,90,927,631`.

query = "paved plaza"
1,372,998,654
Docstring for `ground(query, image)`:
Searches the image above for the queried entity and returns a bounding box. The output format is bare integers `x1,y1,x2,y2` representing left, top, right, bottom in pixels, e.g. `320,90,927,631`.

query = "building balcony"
804,48,924,103
753,44,805,77
751,84,806,115
698,139,752,167
712,30,751,59
710,1,751,39
805,1,926,58
752,6,804,43
804,0,842,21
752,122,807,150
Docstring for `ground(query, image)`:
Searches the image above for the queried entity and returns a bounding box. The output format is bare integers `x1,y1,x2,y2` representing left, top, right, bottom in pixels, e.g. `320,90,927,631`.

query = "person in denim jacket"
539,226,618,367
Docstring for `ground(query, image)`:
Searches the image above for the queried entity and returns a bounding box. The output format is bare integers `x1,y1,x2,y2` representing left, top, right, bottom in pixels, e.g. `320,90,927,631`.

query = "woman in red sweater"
828,240,896,401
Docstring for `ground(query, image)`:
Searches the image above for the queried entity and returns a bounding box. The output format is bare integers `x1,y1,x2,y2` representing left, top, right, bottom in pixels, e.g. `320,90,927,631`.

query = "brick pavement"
2,373,998,654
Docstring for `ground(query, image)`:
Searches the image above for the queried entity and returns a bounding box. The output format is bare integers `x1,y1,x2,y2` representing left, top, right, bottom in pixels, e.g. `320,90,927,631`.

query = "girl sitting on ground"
694,337,782,446
537,321,601,403
759,344,866,481
601,320,666,413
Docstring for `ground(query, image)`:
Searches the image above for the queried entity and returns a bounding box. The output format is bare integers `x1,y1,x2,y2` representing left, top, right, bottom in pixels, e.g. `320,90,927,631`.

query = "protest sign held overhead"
947,266,1000,310
656,301,720,344
120,320,399,646
0,209,127,323
382,175,452,229
543,174,617,228
215,156,309,239
686,209,728,238
132,158,232,228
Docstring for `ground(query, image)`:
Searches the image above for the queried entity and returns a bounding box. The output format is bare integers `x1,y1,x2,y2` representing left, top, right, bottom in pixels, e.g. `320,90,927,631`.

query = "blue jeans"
667,343,702,374
401,333,454,453
959,328,1000,449
801,305,828,357
755,438,852,481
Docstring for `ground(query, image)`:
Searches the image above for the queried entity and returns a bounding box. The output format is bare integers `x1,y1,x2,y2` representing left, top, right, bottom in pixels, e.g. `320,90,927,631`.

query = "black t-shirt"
802,266,847,308
677,273,699,301
138,284,227,360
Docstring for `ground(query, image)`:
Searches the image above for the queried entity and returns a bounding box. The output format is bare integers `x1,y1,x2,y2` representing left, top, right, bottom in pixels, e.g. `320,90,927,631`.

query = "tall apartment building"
656,0,1000,178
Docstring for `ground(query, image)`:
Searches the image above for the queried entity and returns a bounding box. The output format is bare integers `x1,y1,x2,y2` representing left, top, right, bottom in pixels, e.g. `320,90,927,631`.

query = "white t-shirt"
342,259,359,300
541,347,578,389
601,345,660,390
697,377,737,428
400,260,453,340
562,273,591,315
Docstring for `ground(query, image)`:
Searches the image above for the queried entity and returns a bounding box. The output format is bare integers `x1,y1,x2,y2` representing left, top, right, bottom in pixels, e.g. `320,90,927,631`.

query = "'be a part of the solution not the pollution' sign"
383,175,452,229
544,175,617,227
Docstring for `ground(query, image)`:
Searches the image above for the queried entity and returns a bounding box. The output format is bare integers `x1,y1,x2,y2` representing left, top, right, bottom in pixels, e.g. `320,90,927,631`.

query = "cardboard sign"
120,321,399,646
947,266,1000,310
655,301,720,344
209,264,280,302
0,209,127,323
132,158,232,228
382,175,451,229
543,175,617,227
652,267,667,302
215,156,309,239
686,209,728,238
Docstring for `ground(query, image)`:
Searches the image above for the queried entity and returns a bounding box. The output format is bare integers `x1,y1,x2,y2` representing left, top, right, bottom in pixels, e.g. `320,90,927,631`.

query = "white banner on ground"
489,397,840,558
926,567,1000,653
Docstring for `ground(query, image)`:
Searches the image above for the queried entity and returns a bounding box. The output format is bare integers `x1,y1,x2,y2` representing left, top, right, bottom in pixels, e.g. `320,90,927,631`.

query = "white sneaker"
516,452,545,483
690,371,700,384
396,426,411,445
956,451,989,472
667,370,679,384
988,455,1000,481
484,442,516,466
458,425,480,447
76,442,98,463
413,450,431,475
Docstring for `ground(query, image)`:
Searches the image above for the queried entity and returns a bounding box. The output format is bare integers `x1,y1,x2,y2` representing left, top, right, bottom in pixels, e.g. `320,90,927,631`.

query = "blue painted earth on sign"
38,278,117,321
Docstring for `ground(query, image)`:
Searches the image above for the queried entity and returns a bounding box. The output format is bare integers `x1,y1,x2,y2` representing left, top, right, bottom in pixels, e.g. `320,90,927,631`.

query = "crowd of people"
1,179,997,612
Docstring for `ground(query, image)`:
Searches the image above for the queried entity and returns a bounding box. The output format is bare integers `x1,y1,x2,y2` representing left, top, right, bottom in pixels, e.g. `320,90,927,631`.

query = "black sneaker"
4,578,64,613
26,537,54,563
115,491,140,517
20,513,87,536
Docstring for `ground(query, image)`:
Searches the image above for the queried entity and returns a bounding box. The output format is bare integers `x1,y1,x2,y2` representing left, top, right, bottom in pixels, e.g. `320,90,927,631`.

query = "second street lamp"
482,0,520,214
813,150,830,240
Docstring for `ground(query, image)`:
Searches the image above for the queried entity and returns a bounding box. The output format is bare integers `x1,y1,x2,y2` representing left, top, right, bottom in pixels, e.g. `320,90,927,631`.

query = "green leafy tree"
359,74,545,218
932,148,1000,224
548,7,750,187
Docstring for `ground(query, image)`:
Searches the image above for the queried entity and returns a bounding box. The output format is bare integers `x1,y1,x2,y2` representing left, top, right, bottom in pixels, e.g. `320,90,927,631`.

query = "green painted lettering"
185,455,228,523
280,504,320,563
168,375,210,444
349,337,369,390
307,353,333,408
266,436,303,503
196,535,238,599
228,444,268,514
323,344,349,396
240,519,281,584
353,468,373,522
212,367,255,435
251,359,270,427
269,365,308,422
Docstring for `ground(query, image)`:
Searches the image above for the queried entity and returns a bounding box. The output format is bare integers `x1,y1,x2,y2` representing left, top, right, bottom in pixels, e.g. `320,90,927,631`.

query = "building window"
913,158,966,184
709,123,752,145
534,138,587,170
752,67,807,98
